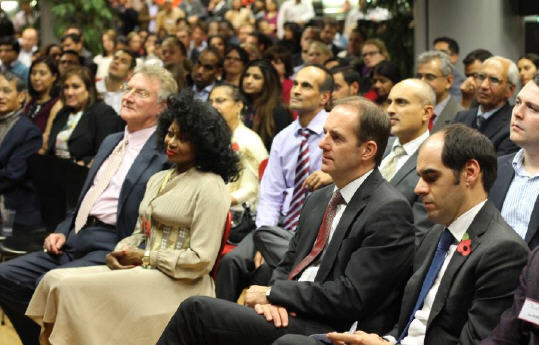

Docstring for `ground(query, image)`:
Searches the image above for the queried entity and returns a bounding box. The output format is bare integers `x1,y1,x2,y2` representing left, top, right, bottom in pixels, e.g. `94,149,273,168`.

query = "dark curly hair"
156,90,240,183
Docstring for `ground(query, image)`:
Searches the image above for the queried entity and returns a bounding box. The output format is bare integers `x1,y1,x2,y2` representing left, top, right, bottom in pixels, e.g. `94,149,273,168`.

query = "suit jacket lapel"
293,187,333,268
76,133,123,206
426,202,493,328
490,154,515,209
481,103,511,138
315,169,382,282
525,196,539,244
391,151,418,186
397,225,443,331
432,96,459,133
117,131,159,217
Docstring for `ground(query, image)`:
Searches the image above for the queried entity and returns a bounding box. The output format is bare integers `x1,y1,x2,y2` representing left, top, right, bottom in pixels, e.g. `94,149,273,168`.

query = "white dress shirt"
397,200,487,345
298,170,374,282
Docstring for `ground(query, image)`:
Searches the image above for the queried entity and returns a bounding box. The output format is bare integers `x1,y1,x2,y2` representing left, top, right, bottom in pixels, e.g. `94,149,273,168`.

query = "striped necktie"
74,138,127,233
381,145,406,181
282,128,311,231
288,190,345,280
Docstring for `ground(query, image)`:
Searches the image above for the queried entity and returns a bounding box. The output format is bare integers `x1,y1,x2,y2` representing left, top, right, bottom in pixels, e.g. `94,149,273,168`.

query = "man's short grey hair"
133,64,178,101
417,50,454,77
0,71,26,92
484,56,519,87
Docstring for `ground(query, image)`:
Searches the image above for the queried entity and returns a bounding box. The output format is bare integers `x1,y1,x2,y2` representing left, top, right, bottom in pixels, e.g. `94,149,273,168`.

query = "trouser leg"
215,232,257,301
157,296,333,345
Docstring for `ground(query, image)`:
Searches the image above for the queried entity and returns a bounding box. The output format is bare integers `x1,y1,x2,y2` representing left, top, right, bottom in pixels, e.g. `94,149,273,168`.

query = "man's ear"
350,81,360,96
18,90,28,108
361,140,378,162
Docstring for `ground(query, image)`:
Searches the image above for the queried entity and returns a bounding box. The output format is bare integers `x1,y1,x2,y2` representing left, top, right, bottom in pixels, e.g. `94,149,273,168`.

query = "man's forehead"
519,81,539,102
482,59,507,77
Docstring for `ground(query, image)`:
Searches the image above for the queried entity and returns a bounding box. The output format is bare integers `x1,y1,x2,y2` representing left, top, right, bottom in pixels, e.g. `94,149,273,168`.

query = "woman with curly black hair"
26,91,240,345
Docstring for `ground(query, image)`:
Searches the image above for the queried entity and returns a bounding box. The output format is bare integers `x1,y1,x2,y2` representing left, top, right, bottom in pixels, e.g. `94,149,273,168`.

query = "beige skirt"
26,265,215,345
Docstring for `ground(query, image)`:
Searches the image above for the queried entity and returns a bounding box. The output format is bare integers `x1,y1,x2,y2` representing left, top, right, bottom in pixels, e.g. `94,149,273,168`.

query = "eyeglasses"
415,72,445,82
361,51,380,59
475,73,505,86
121,84,151,98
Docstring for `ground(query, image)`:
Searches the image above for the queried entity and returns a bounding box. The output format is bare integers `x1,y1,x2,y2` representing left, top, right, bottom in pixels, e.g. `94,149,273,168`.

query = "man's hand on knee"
43,233,66,255
244,285,270,307
254,303,295,328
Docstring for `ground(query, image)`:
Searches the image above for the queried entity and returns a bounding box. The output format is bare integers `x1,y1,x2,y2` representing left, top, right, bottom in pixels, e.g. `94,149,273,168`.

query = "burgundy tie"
428,113,437,131
288,190,345,280
282,128,311,231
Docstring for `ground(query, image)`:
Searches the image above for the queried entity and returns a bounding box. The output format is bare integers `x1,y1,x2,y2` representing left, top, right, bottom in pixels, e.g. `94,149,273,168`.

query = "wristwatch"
141,249,151,268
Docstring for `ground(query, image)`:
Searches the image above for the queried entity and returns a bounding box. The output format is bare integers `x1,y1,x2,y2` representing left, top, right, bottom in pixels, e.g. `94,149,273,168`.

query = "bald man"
19,27,38,67
381,78,434,240
453,56,520,156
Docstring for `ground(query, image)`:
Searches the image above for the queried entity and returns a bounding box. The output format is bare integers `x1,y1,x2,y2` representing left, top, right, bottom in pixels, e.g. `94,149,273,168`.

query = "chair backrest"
258,158,269,181
211,211,232,279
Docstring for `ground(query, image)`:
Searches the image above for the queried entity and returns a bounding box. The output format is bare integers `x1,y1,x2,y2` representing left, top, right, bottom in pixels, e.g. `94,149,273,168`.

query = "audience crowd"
0,0,538,345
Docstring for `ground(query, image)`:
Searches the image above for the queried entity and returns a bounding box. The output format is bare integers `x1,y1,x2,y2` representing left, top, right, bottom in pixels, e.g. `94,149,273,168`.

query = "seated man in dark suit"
480,246,539,345
0,71,41,229
156,97,416,345
490,75,539,250
276,124,529,345
382,78,434,240
453,56,519,156
0,64,177,345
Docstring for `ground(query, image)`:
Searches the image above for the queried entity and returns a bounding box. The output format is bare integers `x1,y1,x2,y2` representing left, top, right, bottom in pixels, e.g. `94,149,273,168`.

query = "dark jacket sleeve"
479,248,538,345
268,190,414,328
0,118,42,193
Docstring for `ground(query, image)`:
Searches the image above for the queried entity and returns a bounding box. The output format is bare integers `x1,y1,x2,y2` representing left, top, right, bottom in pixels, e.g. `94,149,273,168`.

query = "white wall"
414,0,525,74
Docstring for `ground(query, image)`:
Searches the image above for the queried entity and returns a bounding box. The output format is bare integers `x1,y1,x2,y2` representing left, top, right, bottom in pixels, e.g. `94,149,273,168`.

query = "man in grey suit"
0,64,177,345
381,78,434,240
276,124,529,345
416,50,463,133
157,97,415,345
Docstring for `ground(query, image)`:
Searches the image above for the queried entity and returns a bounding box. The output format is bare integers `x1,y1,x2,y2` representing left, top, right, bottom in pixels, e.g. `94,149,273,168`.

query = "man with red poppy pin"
274,124,529,345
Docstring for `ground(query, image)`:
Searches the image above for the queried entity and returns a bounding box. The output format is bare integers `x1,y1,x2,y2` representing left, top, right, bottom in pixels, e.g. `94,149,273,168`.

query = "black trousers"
215,227,294,301
156,296,334,345
0,228,111,345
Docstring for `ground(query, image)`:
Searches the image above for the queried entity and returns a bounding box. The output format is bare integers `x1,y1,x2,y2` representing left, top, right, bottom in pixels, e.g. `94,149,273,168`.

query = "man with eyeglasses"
460,49,493,109
0,65,177,345
453,56,520,156
416,50,463,133
192,48,221,101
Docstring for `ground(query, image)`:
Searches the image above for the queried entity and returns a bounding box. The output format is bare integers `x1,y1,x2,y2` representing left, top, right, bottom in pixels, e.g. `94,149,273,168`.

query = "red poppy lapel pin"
231,142,240,152
457,233,472,256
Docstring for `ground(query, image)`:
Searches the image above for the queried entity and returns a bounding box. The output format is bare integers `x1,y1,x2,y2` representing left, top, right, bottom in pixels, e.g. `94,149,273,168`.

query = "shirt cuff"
383,335,397,344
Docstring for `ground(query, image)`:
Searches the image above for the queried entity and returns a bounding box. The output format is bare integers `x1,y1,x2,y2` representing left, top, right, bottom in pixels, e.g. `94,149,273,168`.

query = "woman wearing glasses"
26,91,240,345
223,45,249,86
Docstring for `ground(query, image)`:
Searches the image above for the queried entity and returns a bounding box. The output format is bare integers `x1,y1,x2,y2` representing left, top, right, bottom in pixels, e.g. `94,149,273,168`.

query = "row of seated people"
0,60,537,344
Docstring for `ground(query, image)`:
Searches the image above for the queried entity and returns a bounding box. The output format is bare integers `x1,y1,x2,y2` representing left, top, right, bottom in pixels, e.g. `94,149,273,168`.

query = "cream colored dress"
26,168,230,345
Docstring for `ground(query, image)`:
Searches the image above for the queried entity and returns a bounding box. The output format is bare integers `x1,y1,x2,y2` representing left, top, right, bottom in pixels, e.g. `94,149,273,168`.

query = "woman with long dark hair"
24,56,62,145
240,59,292,150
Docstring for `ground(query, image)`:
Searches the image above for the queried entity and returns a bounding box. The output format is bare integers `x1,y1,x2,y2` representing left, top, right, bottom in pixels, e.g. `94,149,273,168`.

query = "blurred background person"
223,45,249,86
47,66,124,167
372,61,402,111
240,59,292,150
263,45,294,104
93,30,116,80
517,53,539,86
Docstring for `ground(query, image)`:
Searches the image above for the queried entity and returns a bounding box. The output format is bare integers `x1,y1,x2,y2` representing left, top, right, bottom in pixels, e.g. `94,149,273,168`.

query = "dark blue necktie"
397,229,455,342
